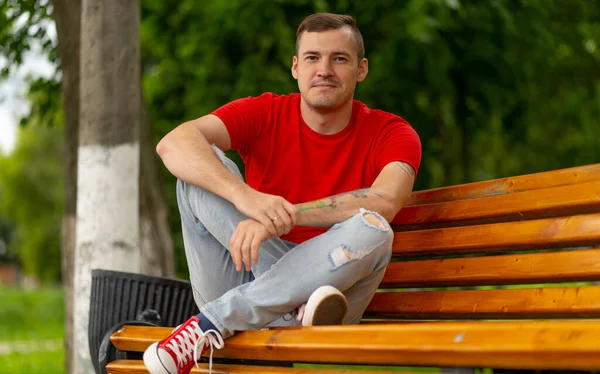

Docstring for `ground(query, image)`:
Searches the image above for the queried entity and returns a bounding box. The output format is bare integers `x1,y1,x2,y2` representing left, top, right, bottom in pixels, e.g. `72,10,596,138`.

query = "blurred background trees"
141,0,599,274
0,76,63,283
1,0,598,371
1,0,599,286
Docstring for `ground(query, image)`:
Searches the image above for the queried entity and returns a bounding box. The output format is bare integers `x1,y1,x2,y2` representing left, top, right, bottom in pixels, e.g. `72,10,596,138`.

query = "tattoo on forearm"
395,162,415,177
297,188,383,212
348,189,382,199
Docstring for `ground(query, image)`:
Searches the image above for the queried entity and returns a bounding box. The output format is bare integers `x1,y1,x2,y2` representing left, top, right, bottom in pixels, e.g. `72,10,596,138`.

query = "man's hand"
229,219,272,272
233,189,298,237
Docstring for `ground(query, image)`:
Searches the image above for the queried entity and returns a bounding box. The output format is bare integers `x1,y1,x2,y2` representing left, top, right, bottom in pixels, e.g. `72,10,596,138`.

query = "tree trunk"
51,1,80,373
74,0,141,372
52,0,175,371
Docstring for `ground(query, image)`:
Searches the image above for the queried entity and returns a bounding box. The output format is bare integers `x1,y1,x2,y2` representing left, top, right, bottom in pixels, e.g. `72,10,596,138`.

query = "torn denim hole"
359,208,389,232
329,239,387,271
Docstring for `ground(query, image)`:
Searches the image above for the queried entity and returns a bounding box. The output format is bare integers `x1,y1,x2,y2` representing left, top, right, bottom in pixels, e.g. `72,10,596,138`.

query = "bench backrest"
366,164,600,321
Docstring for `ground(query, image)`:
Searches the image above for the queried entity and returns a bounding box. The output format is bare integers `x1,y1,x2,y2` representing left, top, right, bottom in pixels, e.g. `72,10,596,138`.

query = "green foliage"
141,0,599,191
0,0,55,77
1,0,599,277
0,77,63,282
138,0,599,274
0,214,14,257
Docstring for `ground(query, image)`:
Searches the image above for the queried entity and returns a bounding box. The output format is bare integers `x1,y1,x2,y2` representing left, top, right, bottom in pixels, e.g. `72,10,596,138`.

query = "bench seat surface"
108,164,600,372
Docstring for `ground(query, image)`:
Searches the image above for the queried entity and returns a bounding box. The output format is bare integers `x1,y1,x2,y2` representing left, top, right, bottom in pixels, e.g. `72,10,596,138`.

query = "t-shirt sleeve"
211,93,272,157
376,119,422,178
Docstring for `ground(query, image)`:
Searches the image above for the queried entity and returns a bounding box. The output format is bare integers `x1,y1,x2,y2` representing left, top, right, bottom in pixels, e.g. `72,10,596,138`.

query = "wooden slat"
392,213,600,257
393,181,600,228
105,360,408,373
111,321,600,370
405,163,600,206
380,248,600,288
365,285,600,319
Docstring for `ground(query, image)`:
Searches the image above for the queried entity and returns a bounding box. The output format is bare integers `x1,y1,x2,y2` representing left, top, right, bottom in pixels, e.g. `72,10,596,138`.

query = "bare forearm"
156,122,248,203
295,188,397,228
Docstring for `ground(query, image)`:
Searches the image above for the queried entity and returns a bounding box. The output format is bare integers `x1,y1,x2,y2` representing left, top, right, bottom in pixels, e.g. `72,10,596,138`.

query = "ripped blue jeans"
178,146,393,338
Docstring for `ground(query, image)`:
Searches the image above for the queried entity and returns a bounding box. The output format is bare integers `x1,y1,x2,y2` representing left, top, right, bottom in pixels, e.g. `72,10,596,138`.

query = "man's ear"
357,58,369,83
291,55,299,80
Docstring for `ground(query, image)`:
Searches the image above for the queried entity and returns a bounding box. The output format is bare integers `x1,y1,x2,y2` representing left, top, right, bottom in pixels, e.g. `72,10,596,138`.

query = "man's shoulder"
354,100,411,127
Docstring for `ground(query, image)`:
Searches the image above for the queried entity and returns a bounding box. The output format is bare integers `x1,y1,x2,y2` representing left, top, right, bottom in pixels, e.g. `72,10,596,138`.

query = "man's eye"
306,56,317,61
334,57,347,62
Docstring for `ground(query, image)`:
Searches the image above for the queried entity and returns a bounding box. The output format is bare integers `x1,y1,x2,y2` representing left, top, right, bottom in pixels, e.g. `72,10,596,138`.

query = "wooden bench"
104,163,600,373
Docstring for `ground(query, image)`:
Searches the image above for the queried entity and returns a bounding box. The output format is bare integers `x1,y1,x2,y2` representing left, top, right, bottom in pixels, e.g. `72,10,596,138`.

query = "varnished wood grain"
110,321,600,370
105,360,411,373
393,181,600,228
381,248,600,288
404,163,600,206
366,285,600,319
105,165,600,373
392,213,600,256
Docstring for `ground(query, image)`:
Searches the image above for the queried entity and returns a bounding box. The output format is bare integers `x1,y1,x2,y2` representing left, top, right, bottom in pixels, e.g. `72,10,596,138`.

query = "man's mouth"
312,81,338,88
313,83,337,88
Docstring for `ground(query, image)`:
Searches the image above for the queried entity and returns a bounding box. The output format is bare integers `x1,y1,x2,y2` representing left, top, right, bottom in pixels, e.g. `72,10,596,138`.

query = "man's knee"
176,178,213,223
362,212,389,230
329,209,393,270
176,178,198,204
210,145,245,180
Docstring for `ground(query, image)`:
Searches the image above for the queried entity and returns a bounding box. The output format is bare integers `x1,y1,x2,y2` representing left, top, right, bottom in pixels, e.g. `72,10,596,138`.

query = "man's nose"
316,60,333,77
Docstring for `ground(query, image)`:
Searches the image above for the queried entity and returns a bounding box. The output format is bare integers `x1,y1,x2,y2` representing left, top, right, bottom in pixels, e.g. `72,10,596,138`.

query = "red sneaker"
143,316,224,374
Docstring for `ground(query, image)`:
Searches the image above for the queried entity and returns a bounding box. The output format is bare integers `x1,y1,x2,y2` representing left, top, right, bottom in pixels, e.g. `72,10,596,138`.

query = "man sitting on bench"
143,12,421,374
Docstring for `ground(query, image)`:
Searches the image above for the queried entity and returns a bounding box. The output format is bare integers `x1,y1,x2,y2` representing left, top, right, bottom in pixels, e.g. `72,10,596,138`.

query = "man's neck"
300,99,353,135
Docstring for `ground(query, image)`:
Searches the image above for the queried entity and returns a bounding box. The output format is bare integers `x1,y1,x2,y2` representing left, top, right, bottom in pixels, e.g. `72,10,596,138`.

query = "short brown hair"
296,13,365,61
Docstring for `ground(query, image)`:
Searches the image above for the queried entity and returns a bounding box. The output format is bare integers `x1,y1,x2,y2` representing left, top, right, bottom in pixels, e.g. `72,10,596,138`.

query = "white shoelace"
165,320,224,373
194,329,224,373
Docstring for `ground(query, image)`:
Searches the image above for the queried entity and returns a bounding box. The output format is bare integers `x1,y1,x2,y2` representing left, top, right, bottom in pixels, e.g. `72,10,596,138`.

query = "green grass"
0,285,65,374
0,349,65,373
0,284,64,341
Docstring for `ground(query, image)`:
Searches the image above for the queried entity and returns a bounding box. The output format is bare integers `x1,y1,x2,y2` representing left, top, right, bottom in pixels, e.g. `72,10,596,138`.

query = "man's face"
292,27,368,111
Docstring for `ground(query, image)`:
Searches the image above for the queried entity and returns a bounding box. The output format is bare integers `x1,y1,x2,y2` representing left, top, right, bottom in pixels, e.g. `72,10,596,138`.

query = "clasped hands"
230,189,298,272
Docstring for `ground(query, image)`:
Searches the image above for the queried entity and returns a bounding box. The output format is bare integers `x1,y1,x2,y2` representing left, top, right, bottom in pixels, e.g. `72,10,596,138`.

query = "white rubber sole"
302,285,348,326
143,342,174,374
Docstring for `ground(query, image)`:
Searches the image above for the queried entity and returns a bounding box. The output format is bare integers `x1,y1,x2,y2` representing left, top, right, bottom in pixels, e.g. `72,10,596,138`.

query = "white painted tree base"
74,142,140,374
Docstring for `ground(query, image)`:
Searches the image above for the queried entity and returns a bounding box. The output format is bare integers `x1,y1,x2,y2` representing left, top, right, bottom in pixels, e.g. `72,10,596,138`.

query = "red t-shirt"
212,92,421,243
